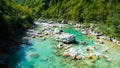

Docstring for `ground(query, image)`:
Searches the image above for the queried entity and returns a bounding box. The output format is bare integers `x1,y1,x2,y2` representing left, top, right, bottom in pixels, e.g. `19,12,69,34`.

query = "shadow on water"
7,42,34,68
0,24,36,68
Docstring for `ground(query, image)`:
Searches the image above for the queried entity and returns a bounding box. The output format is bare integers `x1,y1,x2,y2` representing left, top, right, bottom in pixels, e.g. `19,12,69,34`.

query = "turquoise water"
8,25,120,68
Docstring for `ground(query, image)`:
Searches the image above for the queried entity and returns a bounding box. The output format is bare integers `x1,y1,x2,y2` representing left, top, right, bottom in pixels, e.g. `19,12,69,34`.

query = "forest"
13,0,120,40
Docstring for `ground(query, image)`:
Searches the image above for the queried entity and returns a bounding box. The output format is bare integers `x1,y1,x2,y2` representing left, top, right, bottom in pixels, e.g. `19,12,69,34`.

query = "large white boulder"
59,33,76,44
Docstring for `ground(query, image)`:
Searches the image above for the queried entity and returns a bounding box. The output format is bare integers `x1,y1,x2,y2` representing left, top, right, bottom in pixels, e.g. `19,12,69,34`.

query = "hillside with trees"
13,0,120,40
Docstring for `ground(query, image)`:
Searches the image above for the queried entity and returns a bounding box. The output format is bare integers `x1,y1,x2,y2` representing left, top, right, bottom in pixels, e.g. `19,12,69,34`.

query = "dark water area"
0,27,30,68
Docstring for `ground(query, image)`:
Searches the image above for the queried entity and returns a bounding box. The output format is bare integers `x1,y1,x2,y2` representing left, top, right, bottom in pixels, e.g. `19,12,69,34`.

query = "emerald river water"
7,24,120,68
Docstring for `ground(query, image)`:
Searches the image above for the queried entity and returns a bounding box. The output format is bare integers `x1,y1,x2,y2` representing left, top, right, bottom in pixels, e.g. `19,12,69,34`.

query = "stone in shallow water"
86,53,98,61
30,53,39,59
57,43,64,48
80,41,86,45
40,57,48,62
59,33,76,44
63,48,78,59
76,55,82,60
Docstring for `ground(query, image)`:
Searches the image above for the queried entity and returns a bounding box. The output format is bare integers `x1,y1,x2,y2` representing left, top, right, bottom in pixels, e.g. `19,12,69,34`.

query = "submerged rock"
30,53,39,59
59,33,76,44
80,41,86,45
40,57,48,62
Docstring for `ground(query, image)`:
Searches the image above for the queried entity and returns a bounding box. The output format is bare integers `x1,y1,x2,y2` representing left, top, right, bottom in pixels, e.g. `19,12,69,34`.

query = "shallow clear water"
8,25,120,68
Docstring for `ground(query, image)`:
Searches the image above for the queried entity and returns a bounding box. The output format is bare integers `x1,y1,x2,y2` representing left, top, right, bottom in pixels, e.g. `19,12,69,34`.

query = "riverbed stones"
75,24,81,28
63,45,72,49
117,41,120,46
100,55,109,61
48,21,55,24
86,53,98,61
61,20,64,24
85,47,90,52
76,55,82,60
59,33,76,44
82,31,88,35
53,28,62,34
63,51,69,57
57,43,64,48
99,40,104,44
102,49,108,53
64,48,78,59
44,30,51,35
80,41,86,45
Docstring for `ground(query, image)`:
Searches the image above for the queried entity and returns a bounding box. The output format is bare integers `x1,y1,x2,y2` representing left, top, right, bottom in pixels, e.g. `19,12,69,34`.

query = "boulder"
48,21,55,24
76,55,82,60
63,51,69,57
42,26,51,31
59,33,76,44
68,48,78,59
117,41,120,45
57,43,64,48
61,20,65,24
44,30,51,35
53,28,62,34
99,40,104,44
112,39,117,43
80,41,86,45
34,21,40,25
30,53,39,58
75,24,81,28
82,31,88,35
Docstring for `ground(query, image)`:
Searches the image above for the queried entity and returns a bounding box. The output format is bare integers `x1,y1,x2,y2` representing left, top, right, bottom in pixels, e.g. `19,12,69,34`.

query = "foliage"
7,0,120,40
0,0,33,45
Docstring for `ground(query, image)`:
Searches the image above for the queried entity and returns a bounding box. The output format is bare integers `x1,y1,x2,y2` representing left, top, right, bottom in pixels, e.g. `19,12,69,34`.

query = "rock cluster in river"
25,19,113,63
